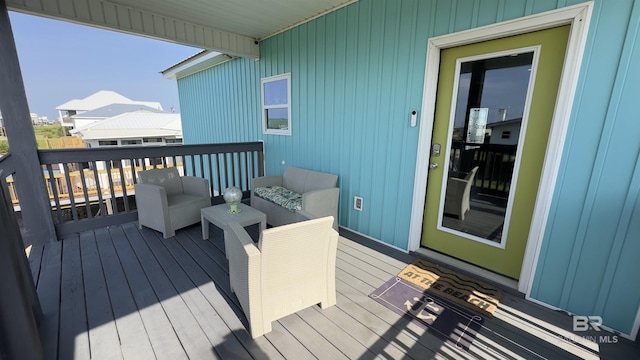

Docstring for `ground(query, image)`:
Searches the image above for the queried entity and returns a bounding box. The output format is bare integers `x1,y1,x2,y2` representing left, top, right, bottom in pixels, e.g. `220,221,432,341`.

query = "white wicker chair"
134,167,210,238
444,166,479,221
226,216,339,338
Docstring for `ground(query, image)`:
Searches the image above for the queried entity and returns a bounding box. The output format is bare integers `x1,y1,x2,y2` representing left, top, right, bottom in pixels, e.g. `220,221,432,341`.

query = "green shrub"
0,140,9,154
34,124,65,138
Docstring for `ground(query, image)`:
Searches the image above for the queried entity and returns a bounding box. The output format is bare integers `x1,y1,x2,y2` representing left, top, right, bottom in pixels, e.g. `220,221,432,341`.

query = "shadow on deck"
28,222,639,359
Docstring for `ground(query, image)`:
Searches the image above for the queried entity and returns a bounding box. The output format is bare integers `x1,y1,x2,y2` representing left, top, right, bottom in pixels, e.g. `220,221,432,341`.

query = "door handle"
429,163,438,169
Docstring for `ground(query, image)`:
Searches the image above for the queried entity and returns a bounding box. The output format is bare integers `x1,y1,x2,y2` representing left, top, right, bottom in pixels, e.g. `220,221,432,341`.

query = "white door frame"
407,3,593,295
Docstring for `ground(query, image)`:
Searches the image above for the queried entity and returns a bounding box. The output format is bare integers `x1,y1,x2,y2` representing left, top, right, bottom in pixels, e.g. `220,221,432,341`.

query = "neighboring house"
71,103,165,129
486,118,522,146
70,110,182,149
70,110,183,188
56,90,163,128
160,1,640,340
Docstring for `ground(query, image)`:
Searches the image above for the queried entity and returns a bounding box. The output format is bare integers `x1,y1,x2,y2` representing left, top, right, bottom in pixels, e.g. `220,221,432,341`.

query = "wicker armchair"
134,167,210,238
444,166,479,221
226,216,339,338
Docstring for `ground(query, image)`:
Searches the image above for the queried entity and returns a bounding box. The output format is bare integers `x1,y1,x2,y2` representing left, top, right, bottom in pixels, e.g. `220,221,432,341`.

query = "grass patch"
34,124,66,138
1,124,81,153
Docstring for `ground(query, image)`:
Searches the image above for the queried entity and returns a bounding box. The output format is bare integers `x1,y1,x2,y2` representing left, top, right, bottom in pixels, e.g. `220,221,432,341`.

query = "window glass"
121,139,142,145
263,78,288,105
266,108,289,130
261,73,291,135
441,51,534,243
143,137,162,143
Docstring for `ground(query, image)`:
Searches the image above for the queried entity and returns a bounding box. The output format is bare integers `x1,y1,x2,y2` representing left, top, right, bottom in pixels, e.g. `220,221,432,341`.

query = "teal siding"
176,0,640,335
177,57,262,144
531,0,640,336
253,0,431,248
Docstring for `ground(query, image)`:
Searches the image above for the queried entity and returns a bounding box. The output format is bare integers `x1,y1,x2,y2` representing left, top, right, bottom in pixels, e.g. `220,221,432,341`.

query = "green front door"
421,26,570,279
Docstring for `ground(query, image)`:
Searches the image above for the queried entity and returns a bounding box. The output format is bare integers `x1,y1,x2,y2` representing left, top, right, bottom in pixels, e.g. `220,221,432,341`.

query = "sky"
8,11,201,120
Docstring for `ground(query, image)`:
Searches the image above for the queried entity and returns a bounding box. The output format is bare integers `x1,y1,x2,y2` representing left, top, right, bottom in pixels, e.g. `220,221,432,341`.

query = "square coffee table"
201,203,267,255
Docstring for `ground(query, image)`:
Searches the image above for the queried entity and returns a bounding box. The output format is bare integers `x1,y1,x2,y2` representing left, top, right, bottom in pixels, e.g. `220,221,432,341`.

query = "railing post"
0,0,57,246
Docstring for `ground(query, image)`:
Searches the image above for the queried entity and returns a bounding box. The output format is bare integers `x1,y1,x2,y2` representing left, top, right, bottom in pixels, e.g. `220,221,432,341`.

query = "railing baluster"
215,153,223,197
197,154,203,178
104,161,118,215
116,160,130,213
61,163,79,222
207,154,214,197
223,153,230,189
231,153,236,188
45,164,63,225
77,163,92,220
244,152,250,191
90,161,105,217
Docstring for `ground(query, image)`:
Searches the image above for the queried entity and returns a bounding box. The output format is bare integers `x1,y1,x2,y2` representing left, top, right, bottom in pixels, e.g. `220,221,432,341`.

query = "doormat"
369,277,484,351
397,259,502,317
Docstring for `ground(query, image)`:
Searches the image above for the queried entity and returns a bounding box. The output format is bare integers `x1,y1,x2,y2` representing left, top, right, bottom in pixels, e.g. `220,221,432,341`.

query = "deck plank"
335,247,481,359
79,230,122,360
58,236,90,360
277,312,350,360
124,228,217,359
174,225,316,360
337,239,533,359
37,240,62,360
185,224,363,359
94,227,156,359
31,222,640,360
105,225,190,360
335,277,475,360
295,305,375,359
168,224,282,359
333,290,443,360
127,223,253,360
337,234,596,360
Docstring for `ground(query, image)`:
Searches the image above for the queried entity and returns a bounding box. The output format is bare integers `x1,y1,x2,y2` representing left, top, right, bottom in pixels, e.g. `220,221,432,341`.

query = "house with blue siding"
161,0,640,339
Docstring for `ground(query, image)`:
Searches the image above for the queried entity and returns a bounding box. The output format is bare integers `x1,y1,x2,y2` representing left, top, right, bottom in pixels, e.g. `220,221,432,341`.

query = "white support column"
0,0,57,245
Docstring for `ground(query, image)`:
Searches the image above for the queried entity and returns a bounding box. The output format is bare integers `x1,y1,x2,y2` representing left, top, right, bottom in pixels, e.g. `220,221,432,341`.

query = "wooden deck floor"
28,222,639,359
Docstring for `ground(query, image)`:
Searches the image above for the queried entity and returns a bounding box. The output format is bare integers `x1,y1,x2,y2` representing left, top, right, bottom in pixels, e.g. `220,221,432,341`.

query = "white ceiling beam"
6,0,259,58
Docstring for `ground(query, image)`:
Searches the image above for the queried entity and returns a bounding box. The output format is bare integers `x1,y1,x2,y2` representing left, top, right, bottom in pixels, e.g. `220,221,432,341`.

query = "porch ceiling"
6,0,357,59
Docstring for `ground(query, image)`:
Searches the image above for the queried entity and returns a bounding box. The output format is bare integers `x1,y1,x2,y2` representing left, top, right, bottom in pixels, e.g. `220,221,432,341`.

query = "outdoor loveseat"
251,166,339,230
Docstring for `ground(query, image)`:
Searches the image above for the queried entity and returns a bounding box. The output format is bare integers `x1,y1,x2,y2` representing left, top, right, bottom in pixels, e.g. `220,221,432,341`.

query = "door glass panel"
440,52,534,243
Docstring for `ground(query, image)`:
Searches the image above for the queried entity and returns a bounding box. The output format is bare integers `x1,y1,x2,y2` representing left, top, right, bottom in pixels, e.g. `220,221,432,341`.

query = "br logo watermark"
573,315,603,332
561,315,619,344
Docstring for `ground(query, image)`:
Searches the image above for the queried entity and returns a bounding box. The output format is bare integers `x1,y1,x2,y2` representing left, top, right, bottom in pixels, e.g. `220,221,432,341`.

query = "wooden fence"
40,136,84,149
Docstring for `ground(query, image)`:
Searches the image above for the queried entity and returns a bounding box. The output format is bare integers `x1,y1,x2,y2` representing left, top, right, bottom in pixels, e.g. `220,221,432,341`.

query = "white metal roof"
72,103,165,119
70,111,181,140
55,90,163,112
7,0,358,59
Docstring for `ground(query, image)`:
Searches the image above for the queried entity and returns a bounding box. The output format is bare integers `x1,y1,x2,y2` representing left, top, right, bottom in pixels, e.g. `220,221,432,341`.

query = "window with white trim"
121,139,142,145
261,73,291,135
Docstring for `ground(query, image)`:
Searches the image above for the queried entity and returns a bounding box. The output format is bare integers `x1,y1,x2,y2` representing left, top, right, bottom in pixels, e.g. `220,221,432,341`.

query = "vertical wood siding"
176,0,640,335
531,0,640,336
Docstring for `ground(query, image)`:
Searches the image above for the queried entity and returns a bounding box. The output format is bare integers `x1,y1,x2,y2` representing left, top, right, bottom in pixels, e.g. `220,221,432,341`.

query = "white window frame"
261,73,292,136
120,139,142,146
